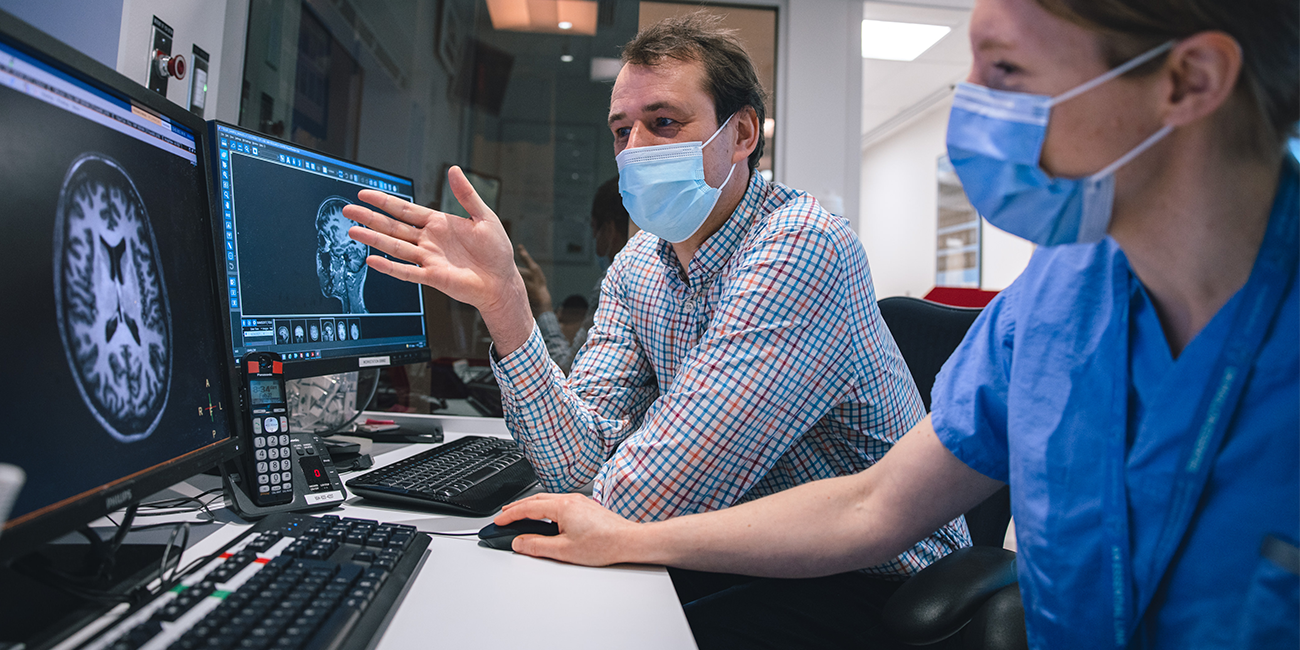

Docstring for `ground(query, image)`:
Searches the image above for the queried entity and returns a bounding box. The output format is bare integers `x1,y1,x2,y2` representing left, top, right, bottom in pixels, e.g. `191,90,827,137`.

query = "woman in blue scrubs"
495,0,1298,647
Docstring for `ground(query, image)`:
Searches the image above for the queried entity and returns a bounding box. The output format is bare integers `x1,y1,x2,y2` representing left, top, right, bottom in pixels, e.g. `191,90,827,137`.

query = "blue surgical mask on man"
616,114,736,243
946,41,1175,246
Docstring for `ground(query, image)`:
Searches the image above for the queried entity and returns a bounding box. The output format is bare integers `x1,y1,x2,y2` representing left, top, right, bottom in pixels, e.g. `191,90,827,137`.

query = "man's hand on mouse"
496,493,642,566
341,166,534,355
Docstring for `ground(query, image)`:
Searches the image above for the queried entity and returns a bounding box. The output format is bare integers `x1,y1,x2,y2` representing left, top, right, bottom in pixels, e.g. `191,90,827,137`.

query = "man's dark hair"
622,12,768,172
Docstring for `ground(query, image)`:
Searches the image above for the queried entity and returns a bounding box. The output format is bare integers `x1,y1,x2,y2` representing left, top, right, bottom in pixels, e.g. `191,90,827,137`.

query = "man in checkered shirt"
344,12,968,592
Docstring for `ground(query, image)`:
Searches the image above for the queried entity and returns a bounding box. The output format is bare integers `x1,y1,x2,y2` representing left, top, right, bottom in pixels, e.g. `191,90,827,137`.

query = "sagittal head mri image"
53,153,172,443
316,196,368,314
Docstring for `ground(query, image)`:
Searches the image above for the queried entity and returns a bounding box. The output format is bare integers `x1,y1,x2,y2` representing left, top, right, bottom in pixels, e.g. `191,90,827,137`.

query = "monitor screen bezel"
206,120,432,380
0,8,242,564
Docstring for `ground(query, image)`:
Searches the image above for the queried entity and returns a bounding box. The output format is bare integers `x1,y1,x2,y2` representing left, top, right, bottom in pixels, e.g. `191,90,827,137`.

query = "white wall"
115,0,231,119
776,0,863,225
859,96,1033,298
0,0,123,69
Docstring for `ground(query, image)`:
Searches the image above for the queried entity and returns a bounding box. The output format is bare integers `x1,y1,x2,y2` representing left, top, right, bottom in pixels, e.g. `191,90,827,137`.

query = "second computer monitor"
211,123,429,379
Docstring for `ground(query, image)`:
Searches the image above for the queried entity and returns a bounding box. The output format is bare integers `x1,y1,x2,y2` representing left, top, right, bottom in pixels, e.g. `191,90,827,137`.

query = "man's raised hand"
343,165,534,353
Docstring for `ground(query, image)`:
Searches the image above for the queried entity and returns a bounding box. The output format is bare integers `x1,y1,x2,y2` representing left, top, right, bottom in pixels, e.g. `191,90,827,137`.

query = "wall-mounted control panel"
146,16,184,95
188,44,209,116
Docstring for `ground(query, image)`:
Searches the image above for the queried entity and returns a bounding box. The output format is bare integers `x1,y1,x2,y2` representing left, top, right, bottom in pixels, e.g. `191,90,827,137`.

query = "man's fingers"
495,494,562,525
355,189,432,228
516,245,543,272
344,207,423,245
511,534,566,559
351,227,433,275
365,254,424,284
347,225,435,264
448,166,496,222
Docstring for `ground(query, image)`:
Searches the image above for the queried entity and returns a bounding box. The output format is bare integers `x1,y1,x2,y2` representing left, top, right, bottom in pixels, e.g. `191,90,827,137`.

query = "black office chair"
875,296,1025,650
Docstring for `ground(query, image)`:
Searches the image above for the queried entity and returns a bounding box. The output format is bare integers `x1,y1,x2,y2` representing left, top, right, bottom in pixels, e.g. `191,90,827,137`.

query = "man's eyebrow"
607,102,683,126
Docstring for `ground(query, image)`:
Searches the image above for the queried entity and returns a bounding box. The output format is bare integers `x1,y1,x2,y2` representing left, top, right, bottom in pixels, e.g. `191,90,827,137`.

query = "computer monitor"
0,10,240,562
209,122,430,380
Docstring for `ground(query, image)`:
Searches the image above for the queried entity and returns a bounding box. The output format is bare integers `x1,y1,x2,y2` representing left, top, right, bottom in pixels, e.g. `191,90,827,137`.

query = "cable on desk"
134,488,224,521
310,368,381,436
11,504,151,605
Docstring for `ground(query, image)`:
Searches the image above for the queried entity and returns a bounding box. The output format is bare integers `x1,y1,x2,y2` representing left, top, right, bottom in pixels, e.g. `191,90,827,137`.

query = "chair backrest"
877,296,982,412
877,296,1010,548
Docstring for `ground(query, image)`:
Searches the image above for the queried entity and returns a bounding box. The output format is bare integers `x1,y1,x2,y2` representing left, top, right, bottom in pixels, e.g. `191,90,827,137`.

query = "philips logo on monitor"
105,489,133,510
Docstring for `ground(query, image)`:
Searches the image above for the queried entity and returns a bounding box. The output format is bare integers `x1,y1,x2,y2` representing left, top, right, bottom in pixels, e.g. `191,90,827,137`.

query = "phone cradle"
222,432,349,519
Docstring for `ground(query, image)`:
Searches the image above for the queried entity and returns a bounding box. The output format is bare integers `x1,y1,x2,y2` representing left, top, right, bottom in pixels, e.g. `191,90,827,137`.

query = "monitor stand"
0,539,168,648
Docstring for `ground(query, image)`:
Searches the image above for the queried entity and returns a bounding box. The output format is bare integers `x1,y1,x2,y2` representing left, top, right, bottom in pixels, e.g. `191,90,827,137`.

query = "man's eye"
654,117,677,128
615,127,630,138
993,61,1020,75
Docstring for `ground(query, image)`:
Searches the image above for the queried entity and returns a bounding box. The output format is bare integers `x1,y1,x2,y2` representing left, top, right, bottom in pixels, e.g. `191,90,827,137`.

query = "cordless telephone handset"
240,351,294,507
223,352,348,519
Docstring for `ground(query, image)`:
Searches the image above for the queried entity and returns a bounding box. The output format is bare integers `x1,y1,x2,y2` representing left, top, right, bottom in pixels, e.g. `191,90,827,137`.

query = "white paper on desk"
0,463,26,536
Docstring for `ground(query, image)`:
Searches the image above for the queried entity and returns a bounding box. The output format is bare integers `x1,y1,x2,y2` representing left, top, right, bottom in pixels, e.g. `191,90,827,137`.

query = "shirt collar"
655,171,768,287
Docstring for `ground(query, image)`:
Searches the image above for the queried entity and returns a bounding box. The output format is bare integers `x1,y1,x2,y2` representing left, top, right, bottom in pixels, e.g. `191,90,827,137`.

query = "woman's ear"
1161,31,1243,128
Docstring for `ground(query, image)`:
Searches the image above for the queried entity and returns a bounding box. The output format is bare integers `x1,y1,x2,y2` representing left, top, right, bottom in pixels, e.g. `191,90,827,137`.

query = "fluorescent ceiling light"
861,19,950,61
487,0,597,35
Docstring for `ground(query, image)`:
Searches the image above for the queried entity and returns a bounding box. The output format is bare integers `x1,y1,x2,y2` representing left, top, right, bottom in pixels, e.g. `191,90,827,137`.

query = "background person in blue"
493,0,1300,647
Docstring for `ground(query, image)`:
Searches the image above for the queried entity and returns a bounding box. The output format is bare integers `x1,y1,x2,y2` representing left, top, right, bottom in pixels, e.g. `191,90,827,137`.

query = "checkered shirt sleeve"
492,175,969,577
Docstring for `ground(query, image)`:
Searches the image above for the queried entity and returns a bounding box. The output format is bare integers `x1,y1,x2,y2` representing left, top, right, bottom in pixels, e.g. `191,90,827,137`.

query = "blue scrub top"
932,161,1299,649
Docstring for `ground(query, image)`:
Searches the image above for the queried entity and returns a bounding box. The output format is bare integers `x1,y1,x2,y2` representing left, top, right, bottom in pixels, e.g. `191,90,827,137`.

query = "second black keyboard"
77,512,430,650
345,436,539,517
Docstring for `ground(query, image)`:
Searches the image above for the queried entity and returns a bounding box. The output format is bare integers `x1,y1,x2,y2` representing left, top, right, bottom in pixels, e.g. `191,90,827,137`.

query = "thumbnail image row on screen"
253,317,367,347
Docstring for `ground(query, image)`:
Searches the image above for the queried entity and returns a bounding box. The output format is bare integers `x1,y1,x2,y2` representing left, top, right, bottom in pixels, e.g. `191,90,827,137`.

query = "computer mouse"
477,519,560,551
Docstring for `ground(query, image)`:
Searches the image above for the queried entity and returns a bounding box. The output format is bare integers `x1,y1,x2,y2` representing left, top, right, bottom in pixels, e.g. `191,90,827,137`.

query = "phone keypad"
252,419,293,497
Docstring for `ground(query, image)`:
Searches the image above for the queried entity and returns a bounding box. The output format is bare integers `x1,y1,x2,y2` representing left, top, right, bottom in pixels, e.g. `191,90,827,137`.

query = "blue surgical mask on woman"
946,41,1175,246
616,114,736,243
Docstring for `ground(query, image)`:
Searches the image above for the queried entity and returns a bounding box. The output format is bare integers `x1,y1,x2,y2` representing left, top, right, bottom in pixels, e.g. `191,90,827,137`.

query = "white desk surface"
145,413,697,650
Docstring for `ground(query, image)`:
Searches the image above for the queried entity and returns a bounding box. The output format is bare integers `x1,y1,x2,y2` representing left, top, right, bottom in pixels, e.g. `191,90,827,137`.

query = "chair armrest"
961,583,1028,650
883,546,1018,645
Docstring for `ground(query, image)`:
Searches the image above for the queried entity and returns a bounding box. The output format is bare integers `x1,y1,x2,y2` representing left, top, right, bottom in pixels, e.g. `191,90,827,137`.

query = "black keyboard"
79,512,429,650
346,435,539,517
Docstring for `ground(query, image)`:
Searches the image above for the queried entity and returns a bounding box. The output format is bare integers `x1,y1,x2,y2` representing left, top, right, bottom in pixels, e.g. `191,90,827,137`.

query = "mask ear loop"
1090,124,1175,181
702,113,736,147
1048,40,1175,107
703,112,739,191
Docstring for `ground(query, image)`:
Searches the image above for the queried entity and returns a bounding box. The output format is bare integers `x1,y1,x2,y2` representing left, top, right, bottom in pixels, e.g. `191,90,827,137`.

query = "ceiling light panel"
487,0,598,35
861,19,951,61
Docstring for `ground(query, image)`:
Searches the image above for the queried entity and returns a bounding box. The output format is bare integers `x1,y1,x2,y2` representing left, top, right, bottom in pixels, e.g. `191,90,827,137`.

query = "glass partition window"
239,0,778,417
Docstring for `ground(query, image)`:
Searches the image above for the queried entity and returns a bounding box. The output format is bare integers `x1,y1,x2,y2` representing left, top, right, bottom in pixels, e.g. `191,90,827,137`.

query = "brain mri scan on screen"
53,153,172,443
315,196,369,314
